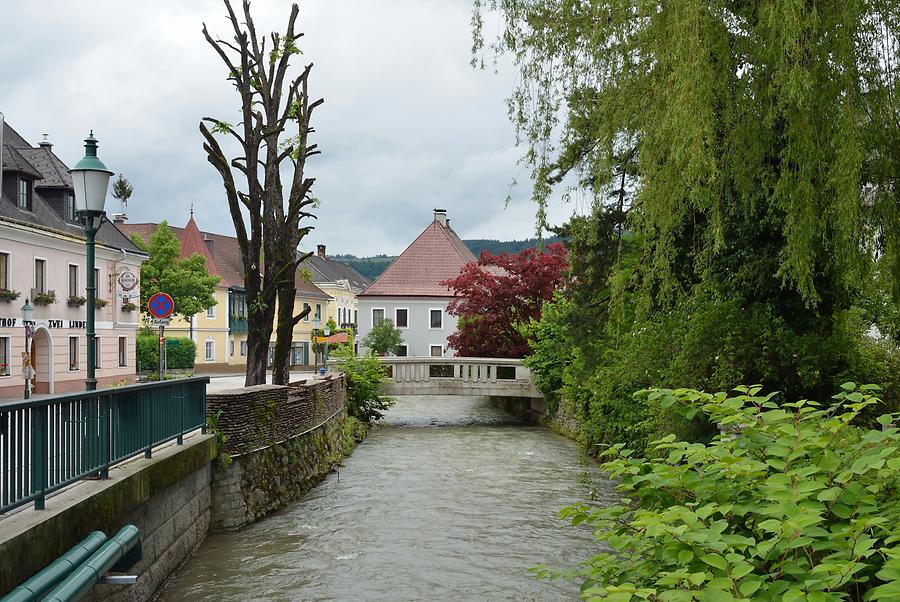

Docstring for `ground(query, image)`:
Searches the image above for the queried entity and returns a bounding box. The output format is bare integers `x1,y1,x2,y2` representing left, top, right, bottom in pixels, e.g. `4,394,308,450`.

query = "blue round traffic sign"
148,292,174,319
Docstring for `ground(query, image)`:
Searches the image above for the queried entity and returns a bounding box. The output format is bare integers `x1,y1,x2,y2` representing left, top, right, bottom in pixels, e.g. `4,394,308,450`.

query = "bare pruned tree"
200,0,323,385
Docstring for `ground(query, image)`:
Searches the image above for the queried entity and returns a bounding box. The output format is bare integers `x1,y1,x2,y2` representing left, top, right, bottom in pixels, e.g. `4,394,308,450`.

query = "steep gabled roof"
17,147,72,187
360,219,476,297
300,253,371,293
1,146,42,178
179,214,225,283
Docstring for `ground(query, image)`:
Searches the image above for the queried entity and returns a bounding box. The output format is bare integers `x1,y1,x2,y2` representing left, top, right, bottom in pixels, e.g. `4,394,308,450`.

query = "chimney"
113,214,127,225
316,244,326,258
39,133,52,150
434,208,447,227
204,233,214,255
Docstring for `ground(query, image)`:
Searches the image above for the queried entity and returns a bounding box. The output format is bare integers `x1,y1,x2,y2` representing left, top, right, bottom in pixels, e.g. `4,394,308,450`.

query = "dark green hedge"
136,335,196,370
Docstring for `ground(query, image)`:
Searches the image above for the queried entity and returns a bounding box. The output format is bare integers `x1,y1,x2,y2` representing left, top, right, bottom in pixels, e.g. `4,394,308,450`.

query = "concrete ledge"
0,433,217,596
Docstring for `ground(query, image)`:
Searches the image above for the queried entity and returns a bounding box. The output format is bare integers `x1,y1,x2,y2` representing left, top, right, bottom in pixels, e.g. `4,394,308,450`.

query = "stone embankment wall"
0,434,217,601
207,375,347,531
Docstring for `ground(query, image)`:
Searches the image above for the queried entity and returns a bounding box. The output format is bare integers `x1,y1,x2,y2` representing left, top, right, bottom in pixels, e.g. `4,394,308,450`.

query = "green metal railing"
0,377,209,514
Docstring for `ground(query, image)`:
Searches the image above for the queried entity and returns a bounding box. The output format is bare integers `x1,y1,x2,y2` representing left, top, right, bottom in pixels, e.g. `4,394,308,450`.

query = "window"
303,302,310,321
354,310,358,324
66,194,76,221
0,253,8,290
395,308,409,328
205,340,215,362
315,304,322,320
372,308,385,326
230,339,235,356
68,264,79,298
240,340,247,356
430,345,444,358
34,259,47,294
396,345,408,357
206,304,216,319
18,178,30,210
69,336,79,371
118,337,127,367
94,337,101,369
94,267,101,296
429,309,443,329
0,337,9,376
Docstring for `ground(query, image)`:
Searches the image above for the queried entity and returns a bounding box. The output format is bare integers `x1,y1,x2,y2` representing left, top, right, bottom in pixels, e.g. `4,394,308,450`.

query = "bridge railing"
370,356,532,384
0,376,209,514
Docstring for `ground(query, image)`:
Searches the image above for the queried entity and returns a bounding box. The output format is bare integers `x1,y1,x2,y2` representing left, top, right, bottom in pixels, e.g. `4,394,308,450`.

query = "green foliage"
136,335,196,371
342,415,369,457
521,292,573,413
362,319,403,356
131,222,220,322
333,348,394,422
544,384,900,601
111,174,133,206
206,410,233,467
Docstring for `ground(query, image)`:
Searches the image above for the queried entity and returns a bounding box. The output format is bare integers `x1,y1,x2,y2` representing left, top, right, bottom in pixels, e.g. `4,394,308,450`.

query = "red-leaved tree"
441,243,568,358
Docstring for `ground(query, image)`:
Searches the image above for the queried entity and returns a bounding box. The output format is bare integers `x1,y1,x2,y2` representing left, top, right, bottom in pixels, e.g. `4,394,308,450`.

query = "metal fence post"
99,394,110,479
32,404,48,510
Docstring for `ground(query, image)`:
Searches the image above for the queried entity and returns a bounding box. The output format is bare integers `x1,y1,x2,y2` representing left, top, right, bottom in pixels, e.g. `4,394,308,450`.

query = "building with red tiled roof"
120,213,331,371
358,209,474,357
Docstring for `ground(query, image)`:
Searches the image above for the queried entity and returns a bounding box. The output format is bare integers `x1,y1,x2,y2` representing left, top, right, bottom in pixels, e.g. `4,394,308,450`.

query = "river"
159,395,612,601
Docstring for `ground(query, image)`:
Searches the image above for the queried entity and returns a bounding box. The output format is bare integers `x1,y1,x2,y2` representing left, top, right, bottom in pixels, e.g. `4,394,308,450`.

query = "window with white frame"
94,337,101,369
206,304,216,319
315,304,321,321
396,344,408,357
372,308,385,326
0,336,10,376
0,253,8,290
69,336,79,371
66,193,76,221
395,308,409,328
94,267,101,296
205,339,215,362
68,264,79,298
34,259,47,294
118,337,127,367
240,340,247,356
429,309,443,329
303,303,310,321
18,178,30,210
430,345,443,357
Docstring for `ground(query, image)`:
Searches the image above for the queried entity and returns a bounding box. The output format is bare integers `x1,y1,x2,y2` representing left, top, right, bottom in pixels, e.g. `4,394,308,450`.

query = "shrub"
332,347,394,421
362,319,403,355
136,335,196,371
546,384,900,601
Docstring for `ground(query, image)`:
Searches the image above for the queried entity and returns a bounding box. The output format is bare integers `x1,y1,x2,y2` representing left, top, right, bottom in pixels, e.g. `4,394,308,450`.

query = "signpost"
148,293,174,379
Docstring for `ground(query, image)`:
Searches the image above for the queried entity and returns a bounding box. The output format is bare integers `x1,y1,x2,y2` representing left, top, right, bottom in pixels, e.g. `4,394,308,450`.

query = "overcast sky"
2,0,581,256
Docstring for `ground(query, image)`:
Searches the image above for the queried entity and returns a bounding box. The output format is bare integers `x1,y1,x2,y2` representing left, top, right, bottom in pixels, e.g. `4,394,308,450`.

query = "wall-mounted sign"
0,318,87,329
118,269,138,291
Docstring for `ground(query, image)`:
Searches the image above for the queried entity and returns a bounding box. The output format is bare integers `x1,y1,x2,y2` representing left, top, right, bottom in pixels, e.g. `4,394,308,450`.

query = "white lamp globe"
71,132,113,215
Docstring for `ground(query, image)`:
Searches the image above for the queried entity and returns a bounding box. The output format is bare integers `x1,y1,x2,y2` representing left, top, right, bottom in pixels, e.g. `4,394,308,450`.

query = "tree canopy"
130,222,219,322
362,319,403,356
442,243,568,358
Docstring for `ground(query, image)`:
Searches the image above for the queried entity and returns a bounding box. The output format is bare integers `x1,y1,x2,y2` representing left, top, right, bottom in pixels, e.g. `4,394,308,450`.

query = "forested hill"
331,236,563,281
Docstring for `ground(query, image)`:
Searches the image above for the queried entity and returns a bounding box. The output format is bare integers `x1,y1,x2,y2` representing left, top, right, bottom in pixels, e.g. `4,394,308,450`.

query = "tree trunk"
271,283,296,385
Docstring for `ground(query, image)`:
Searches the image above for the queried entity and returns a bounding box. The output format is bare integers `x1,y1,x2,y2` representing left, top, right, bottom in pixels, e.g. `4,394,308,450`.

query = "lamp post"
71,132,113,391
21,299,33,399
323,324,331,374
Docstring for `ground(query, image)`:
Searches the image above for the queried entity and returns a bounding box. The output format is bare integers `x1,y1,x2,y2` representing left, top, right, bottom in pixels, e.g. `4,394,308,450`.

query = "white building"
357,209,475,357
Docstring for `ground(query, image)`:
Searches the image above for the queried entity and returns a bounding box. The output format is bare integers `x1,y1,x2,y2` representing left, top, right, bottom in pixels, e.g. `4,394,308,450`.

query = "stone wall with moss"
208,376,347,531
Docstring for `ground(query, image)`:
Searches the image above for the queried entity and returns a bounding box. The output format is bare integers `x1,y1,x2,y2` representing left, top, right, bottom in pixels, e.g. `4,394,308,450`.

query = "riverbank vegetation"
541,385,900,600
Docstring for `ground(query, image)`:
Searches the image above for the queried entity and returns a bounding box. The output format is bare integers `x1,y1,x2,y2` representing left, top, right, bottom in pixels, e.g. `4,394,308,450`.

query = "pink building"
0,121,146,398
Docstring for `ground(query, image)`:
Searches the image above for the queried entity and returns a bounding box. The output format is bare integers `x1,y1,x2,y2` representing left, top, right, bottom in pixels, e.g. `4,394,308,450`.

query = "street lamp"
71,132,113,391
20,299,33,399
312,317,321,374
322,323,331,374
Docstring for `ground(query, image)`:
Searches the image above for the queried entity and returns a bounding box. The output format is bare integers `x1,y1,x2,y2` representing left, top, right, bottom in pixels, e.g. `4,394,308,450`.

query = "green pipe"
42,525,141,602
1,532,107,602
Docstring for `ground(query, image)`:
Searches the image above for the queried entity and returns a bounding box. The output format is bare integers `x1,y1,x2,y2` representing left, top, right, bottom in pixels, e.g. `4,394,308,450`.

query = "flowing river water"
160,395,614,601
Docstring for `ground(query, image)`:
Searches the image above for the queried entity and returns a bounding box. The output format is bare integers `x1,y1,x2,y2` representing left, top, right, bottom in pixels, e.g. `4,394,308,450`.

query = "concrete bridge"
353,357,546,417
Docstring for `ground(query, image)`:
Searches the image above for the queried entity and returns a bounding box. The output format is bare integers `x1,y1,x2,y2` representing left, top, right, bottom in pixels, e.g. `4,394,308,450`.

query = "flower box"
67,295,87,307
95,299,109,309
121,302,138,312
0,289,20,302
32,290,56,306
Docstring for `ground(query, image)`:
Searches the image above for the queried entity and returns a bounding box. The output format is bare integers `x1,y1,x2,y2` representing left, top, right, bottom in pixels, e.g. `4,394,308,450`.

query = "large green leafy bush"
332,347,394,421
545,384,900,601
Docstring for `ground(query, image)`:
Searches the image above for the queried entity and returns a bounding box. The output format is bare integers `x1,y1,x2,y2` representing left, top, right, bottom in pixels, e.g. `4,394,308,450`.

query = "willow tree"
474,1,900,315
200,0,322,385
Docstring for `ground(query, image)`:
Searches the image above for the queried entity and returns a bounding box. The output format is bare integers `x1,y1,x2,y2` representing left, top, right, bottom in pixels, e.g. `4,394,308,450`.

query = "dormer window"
18,178,31,210
66,193,76,221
